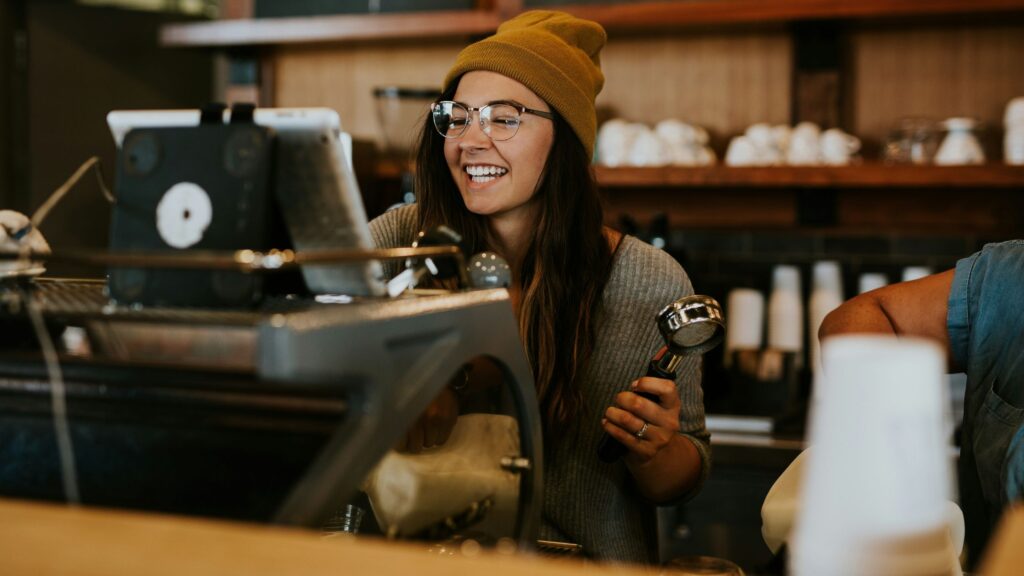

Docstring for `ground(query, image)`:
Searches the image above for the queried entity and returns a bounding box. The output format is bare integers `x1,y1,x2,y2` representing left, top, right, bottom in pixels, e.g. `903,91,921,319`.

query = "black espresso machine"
0,105,542,548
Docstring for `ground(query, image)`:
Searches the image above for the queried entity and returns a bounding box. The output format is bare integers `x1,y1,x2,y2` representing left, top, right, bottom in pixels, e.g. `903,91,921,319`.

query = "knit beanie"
443,10,606,158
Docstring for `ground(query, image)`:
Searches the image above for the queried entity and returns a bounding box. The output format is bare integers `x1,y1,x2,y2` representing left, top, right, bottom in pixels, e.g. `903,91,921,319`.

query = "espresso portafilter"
597,294,725,463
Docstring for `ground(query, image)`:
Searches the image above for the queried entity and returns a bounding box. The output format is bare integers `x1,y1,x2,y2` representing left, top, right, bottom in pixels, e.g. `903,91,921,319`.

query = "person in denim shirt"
819,240,1024,567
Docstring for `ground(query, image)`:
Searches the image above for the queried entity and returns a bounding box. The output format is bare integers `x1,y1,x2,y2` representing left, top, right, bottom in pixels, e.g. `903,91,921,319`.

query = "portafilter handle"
597,294,725,463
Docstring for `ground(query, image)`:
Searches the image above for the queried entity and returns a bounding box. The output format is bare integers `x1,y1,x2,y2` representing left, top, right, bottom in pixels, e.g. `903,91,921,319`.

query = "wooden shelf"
160,0,1024,48
557,0,1024,30
160,9,501,47
593,164,1024,188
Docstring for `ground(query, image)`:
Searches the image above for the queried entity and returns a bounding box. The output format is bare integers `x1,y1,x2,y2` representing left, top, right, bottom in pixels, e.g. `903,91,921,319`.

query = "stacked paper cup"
902,266,933,283
790,335,960,576
808,261,844,374
725,288,765,367
767,265,803,361
858,272,888,294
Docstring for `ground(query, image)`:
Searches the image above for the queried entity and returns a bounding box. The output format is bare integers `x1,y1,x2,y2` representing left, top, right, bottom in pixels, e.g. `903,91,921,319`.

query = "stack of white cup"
725,288,765,367
858,272,888,294
1005,97,1024,165
902,266,934,283
807,261,844,374
767,265,803,362
790,335,960,576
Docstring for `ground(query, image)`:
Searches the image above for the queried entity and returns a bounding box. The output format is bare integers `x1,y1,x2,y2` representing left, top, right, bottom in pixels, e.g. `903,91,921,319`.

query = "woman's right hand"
397,386,458,454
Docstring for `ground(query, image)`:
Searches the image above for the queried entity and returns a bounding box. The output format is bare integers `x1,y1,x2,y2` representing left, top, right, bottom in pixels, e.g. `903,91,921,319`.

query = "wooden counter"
0,498,656,576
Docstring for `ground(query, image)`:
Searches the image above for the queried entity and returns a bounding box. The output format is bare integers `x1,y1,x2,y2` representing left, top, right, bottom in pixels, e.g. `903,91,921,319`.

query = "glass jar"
882,117,940,165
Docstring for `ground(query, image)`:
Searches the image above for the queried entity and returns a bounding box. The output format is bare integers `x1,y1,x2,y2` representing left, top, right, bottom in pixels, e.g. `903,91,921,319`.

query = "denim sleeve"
948,240,1024,373
947,251,978,371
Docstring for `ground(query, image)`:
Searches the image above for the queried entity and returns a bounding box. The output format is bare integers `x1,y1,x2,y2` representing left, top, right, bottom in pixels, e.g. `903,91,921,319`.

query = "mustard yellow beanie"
443,10,606,158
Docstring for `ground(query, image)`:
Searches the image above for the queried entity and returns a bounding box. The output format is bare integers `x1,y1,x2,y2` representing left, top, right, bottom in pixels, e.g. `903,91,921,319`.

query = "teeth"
465,165,508,177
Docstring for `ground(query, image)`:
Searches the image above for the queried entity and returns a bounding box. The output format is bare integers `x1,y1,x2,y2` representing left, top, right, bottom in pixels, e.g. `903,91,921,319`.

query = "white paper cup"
858,272,888,294
902,266,933,283
808,262,844,373
811,261,843,295
768,265,803,353
726,288,765,351
791,335,956,576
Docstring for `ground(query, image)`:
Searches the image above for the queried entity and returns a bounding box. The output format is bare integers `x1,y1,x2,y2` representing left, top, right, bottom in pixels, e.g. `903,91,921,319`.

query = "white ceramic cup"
787,122,822,165
820,129,861,166
935,117,985,165
655,118,698,146
725,135,758,166
628,126,670,167
597,119,646,167
746,123,777,151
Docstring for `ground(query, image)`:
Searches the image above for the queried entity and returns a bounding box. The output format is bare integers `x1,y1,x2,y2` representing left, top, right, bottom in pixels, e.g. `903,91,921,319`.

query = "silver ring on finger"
635,421,649,440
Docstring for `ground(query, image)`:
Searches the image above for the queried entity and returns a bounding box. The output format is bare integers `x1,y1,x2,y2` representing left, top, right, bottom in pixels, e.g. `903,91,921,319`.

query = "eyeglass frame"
431,99,555,141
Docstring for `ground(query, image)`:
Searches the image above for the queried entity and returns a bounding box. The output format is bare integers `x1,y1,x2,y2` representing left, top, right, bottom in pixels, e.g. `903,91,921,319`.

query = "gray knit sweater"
369,205,711,564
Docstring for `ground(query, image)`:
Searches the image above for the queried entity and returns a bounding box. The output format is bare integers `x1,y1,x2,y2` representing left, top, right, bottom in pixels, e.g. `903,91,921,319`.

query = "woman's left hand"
601,376,680,464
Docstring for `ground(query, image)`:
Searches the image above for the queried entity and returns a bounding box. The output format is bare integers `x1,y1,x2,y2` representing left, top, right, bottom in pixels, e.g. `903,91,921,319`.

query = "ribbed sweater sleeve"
367,204,419,279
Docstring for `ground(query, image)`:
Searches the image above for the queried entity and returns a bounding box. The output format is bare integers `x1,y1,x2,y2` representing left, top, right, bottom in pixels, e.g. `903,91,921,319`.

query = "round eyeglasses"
431,100,554,141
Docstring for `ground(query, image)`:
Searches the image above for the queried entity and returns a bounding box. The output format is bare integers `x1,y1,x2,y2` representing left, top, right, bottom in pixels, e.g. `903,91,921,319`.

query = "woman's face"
444,71,555,223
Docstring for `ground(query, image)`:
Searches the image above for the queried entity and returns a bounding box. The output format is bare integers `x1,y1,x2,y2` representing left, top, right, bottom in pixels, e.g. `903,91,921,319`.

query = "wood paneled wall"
598,29,791,148
849,20,1024,150
272,28,792,149
273,40,464,147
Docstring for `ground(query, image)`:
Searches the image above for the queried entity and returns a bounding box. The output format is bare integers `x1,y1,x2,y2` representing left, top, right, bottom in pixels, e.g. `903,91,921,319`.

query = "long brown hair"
415,79,615,430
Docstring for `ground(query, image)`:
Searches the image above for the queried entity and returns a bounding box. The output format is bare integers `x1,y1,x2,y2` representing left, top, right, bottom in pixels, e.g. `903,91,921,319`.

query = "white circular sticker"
156,182,213,249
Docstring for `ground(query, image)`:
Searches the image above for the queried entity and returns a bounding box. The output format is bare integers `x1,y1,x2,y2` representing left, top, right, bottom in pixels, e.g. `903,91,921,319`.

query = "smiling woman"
368,10,710,565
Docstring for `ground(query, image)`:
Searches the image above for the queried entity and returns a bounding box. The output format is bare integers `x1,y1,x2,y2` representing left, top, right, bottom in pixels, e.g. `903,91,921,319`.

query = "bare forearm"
627,433,703,503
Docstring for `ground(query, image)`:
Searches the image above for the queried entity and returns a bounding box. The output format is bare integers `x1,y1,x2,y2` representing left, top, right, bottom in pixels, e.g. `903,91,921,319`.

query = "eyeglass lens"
433,102,522,141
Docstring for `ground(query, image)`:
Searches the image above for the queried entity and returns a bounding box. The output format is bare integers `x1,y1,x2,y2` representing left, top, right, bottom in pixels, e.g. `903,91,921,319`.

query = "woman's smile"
464,164,509,188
